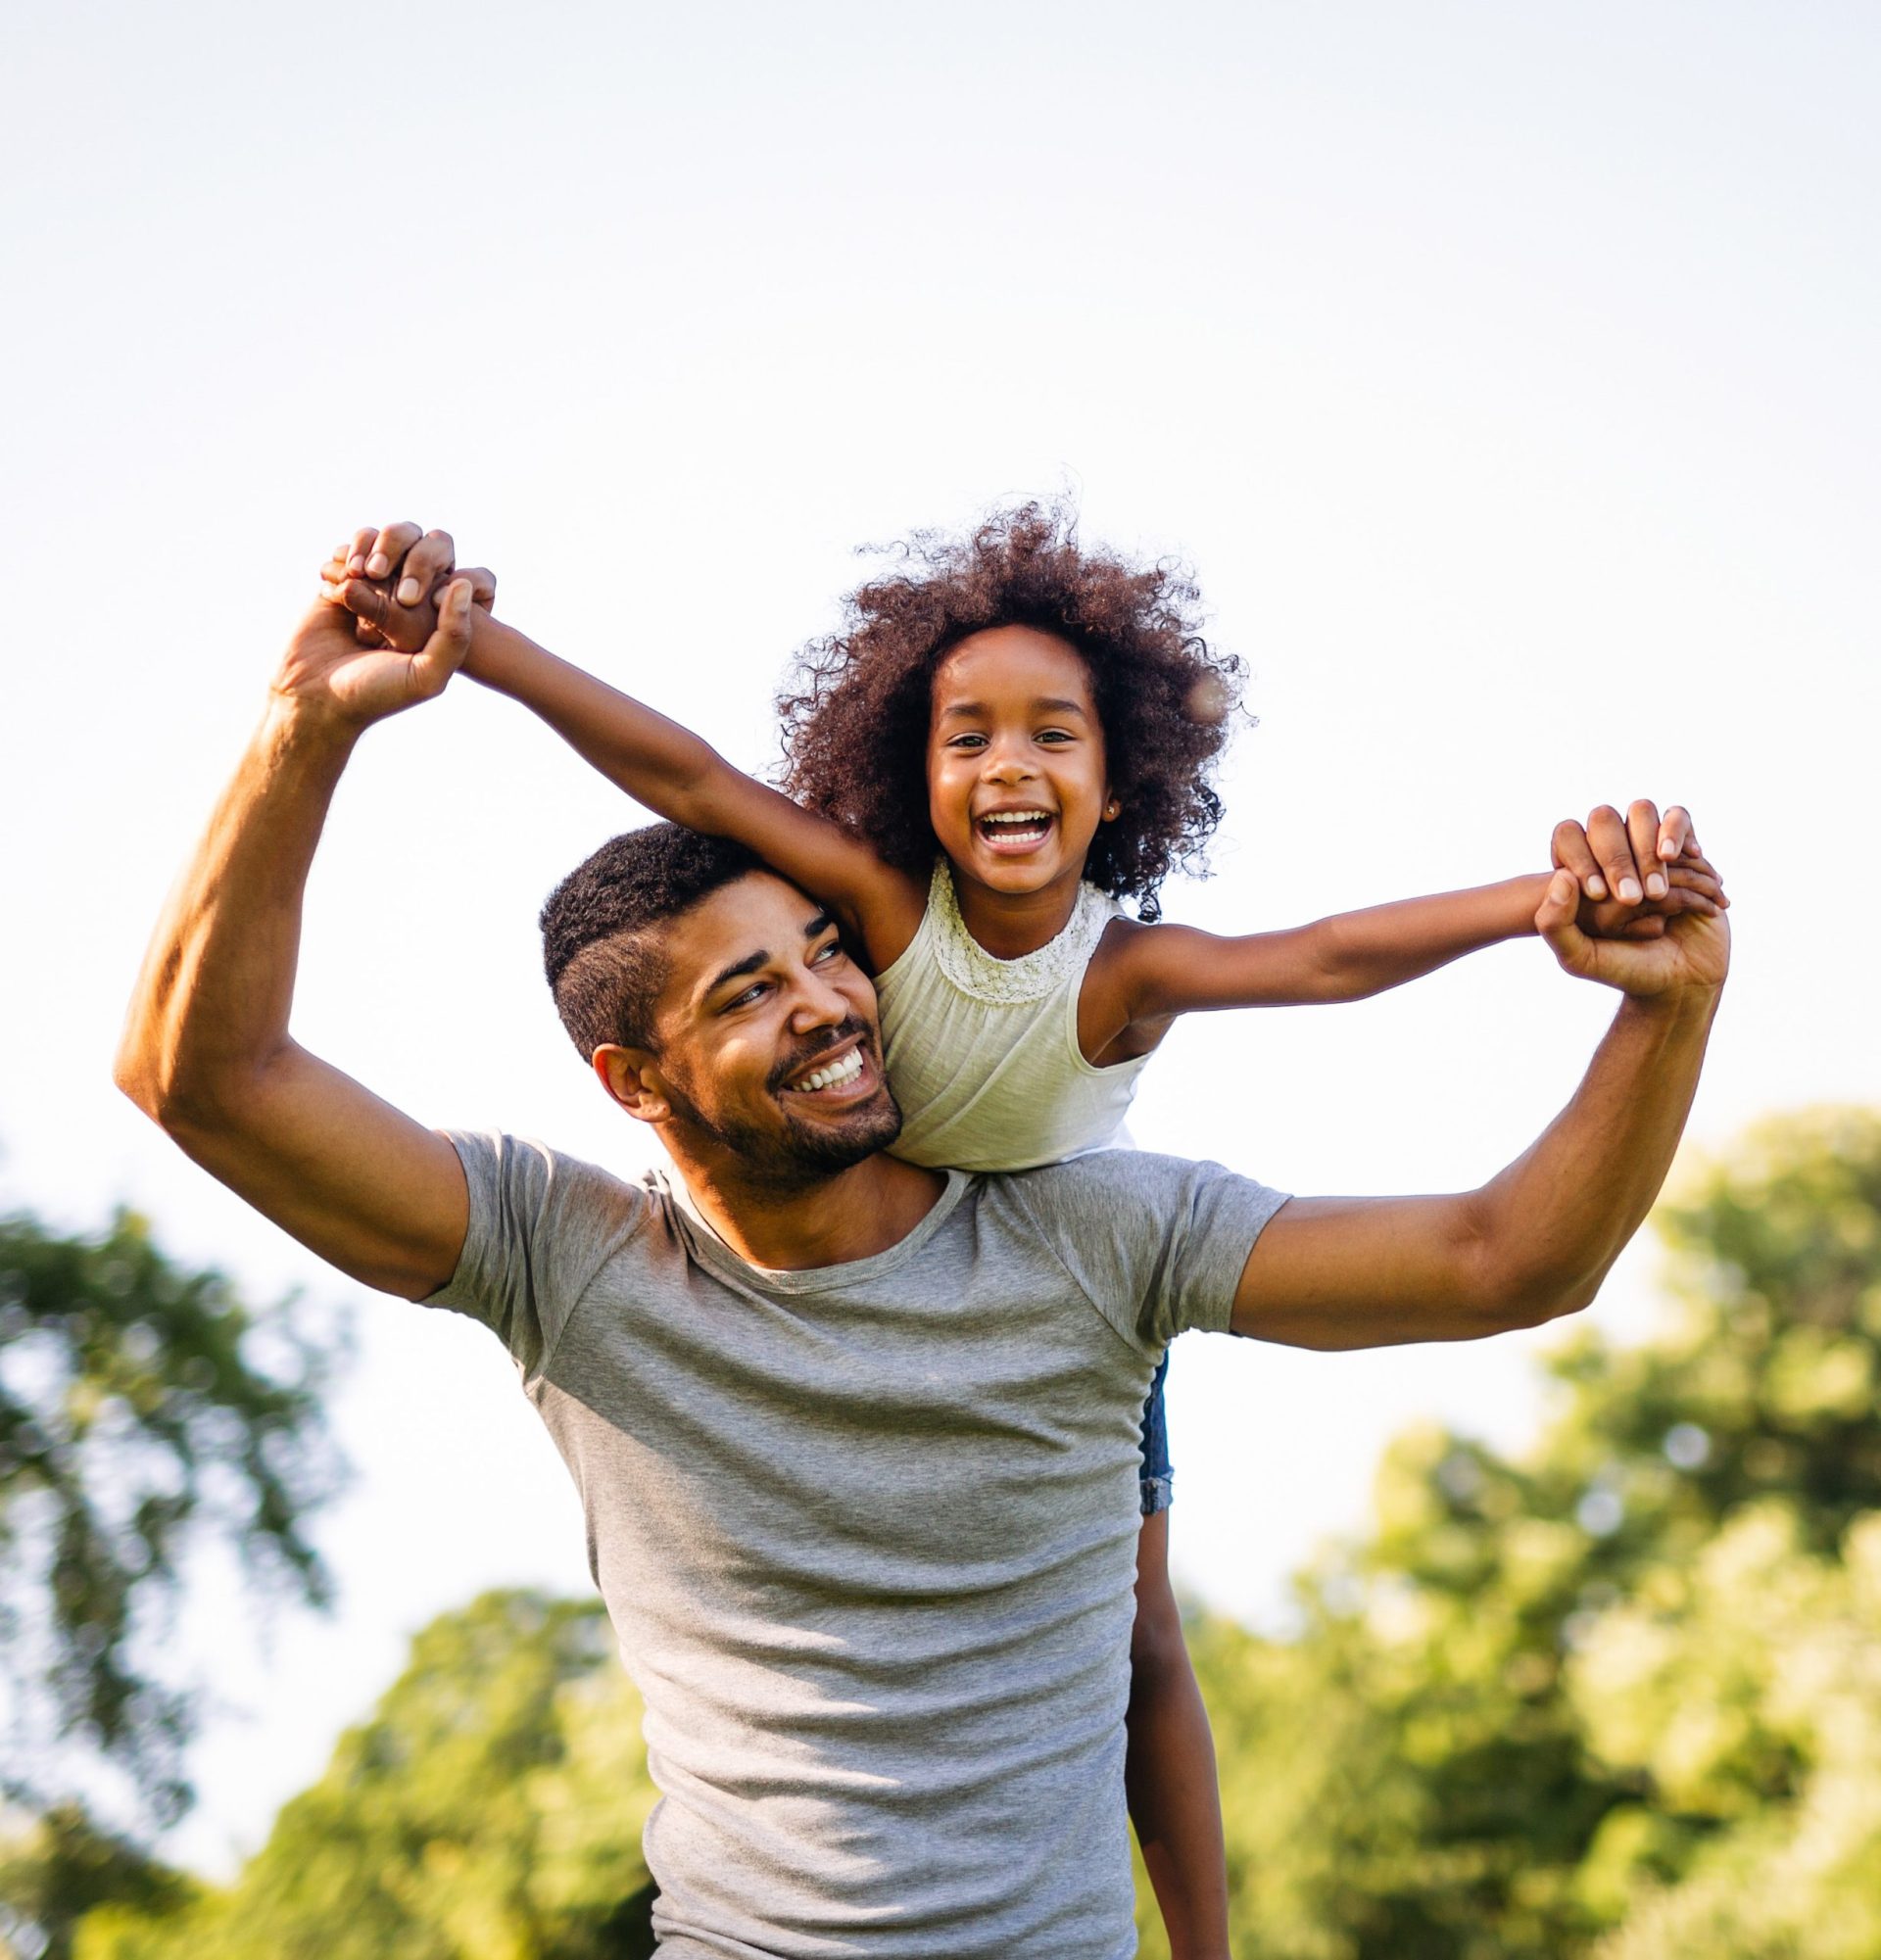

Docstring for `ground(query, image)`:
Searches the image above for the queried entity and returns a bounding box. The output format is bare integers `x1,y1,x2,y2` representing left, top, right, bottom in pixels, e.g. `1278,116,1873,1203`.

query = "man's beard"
661,1020,903,1186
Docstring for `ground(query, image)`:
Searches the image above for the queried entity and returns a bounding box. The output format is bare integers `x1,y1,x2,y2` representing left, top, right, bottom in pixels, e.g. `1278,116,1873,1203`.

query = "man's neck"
664,1144,948,1271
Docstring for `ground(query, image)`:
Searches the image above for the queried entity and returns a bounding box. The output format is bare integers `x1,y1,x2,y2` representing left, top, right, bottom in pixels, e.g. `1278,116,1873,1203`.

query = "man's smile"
775,1030,881,1106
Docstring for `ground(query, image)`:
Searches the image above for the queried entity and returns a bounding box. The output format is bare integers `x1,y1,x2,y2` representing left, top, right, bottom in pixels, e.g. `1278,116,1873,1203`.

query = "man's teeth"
790,1049,864,1093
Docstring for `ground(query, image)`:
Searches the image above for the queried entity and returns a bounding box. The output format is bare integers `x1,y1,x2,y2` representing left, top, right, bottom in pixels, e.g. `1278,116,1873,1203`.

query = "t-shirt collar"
654,1159,975,1296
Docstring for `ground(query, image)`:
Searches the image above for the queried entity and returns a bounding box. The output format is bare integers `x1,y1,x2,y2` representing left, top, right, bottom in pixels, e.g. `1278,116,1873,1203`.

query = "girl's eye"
946,733,988,750
1037,729,1073,743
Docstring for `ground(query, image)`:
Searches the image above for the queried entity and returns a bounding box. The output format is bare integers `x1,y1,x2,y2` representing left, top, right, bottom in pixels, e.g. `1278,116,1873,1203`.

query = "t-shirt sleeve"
1012,1150,1289,1351
425,1129,651,1377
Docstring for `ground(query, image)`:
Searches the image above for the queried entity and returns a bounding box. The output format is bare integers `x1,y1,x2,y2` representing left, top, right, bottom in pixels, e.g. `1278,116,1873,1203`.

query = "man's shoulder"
977,1150,1289,1345
989,1147,1260,1209
443,1127,672,1236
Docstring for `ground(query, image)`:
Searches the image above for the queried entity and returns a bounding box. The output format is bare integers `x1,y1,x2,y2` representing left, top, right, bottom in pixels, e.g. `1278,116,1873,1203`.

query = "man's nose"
786,966,851,1028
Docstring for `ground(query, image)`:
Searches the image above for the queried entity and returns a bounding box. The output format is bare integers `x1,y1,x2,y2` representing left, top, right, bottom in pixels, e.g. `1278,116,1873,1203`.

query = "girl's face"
926,626,1117,899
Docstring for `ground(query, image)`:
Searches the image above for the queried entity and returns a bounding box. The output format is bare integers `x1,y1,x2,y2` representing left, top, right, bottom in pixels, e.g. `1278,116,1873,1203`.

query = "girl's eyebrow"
936,696,1090,721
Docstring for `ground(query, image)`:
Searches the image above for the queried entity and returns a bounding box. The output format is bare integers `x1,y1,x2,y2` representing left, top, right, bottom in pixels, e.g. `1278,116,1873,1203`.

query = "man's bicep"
1229,1191,1501,1350
168,1044,469,1300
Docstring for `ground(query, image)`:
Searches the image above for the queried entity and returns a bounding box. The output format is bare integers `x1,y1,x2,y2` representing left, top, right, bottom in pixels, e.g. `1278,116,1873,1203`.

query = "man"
116,570,1727,1957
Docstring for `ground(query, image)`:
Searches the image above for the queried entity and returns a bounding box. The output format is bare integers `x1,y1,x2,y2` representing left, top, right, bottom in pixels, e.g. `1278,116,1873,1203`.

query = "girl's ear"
1102,796,1121,823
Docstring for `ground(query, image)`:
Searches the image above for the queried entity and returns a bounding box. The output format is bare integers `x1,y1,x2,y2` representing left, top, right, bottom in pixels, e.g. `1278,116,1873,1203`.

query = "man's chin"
776,1085,903,1171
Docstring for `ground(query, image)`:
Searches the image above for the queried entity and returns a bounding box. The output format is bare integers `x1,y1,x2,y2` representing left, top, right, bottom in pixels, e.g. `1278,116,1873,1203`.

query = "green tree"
0,1207,343,1822
0,1804,191,1960
1182,1108,1881,1957
73,1591,660,1960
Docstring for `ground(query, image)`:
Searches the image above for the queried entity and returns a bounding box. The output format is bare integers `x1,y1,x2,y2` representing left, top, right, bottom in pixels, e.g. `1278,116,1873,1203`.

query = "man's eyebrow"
703,948,769,997
936,696,1090,720
701,915,835,999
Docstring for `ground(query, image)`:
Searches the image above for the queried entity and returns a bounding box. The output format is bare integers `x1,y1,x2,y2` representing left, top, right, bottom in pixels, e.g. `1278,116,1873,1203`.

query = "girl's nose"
983,741,1036,782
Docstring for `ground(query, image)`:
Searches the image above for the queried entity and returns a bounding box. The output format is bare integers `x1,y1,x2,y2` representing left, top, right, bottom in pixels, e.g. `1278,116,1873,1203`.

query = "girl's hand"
317,521,497,652
1552,800,1729,941
1553,800,1704,907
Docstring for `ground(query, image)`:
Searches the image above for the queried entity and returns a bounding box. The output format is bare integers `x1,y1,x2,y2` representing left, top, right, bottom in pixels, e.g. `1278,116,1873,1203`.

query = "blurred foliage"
0,1206,342,1835
37,1108,1881,1956
67,1592,659,1960
0,1805,190,1960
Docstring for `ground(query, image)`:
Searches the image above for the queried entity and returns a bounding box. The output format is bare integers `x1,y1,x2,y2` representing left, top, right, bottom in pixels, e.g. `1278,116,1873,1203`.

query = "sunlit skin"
590,871,941,1271
925,626,1122,961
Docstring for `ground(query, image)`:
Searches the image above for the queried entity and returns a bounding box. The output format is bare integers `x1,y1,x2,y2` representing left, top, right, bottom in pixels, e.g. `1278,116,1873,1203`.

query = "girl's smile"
927,625,1117,923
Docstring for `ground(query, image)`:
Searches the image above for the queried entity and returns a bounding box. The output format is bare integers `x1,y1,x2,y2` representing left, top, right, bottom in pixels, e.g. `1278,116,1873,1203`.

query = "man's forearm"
1471,984,1722,1318
116,701,352,1122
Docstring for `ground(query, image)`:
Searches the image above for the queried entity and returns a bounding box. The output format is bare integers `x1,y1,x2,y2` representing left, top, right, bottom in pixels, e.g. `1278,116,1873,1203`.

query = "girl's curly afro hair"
777,502,1247,922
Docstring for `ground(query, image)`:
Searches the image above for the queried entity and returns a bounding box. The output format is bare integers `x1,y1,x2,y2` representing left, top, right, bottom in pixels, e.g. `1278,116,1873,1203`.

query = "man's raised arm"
113,580,478,1300
1232,834,1729,1349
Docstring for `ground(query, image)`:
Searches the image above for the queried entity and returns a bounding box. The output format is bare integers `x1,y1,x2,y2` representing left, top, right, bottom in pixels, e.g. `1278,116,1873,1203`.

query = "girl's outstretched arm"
1103,807,1725,1024
326,522,926,972
463,611,925,969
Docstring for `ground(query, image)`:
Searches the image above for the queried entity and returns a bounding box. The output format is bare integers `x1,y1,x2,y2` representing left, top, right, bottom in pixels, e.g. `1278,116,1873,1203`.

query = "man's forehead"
660,872,828,999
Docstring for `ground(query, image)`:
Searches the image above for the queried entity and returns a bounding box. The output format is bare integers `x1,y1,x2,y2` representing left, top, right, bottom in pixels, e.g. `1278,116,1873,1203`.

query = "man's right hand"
318,521,496,656
282,571,477,732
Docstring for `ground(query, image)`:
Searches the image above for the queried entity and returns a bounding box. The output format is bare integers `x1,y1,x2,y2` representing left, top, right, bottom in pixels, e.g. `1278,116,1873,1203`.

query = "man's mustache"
766,1018,875,1095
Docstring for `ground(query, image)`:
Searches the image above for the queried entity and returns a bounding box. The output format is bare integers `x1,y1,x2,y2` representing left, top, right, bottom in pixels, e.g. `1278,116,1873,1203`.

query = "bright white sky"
3,0,1876,1879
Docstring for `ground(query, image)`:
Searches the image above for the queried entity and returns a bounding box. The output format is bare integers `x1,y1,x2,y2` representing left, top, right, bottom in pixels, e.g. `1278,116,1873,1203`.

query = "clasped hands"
306,519,1730,1002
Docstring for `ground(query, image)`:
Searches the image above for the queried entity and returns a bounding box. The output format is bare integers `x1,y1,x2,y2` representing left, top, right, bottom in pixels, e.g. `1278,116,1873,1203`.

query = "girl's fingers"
1553,818,1608,900
1657,805,1696,864
364,520,423,582
395,528,458,608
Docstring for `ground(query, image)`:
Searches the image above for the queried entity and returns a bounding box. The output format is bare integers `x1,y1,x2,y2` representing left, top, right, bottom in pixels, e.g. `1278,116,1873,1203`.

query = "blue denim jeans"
1138,1355,1173,1516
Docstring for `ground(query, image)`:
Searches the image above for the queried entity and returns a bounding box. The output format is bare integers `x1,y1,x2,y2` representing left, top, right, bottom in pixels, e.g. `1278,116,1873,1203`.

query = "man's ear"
593,1044,671,1124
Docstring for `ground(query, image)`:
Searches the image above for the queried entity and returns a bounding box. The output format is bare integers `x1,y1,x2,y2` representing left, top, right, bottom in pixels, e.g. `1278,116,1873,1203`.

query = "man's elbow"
112,1023,242,1142
1465,1247,1603,1335
1455,1207,1604,1335
113,1021,172,1125
114,1045,207,1136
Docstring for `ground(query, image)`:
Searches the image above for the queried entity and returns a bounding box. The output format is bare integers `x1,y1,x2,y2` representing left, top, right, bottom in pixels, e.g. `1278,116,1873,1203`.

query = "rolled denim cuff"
1138,1470,1174,1517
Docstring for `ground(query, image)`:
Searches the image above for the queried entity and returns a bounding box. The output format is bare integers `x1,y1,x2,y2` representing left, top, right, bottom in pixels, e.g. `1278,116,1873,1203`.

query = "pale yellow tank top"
873,862,1151,1172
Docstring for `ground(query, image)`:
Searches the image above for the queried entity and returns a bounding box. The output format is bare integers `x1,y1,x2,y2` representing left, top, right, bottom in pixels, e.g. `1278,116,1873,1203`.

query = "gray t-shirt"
430,1133,1286,1959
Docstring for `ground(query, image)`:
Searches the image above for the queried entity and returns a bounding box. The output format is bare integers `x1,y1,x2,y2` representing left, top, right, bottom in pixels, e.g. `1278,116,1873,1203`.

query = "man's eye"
727,981,768,1010
813,938,846,965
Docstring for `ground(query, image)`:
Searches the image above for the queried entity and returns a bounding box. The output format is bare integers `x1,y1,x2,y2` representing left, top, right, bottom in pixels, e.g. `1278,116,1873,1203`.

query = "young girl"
323,505,1718,1957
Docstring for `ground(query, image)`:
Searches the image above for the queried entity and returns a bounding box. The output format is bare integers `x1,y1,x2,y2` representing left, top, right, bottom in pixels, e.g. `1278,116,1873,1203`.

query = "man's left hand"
1538,806,1731,997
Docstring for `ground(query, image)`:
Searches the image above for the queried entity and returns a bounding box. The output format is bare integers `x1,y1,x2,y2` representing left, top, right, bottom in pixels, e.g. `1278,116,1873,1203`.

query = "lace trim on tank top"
927,860,1118,1006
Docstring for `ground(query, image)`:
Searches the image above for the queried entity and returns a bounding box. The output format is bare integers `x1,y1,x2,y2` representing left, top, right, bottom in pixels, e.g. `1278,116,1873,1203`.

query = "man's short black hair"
541,824,763,1057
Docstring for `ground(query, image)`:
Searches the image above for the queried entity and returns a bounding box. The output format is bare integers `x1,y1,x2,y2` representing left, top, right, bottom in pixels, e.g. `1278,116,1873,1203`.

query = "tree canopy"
0,1205,342,1830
